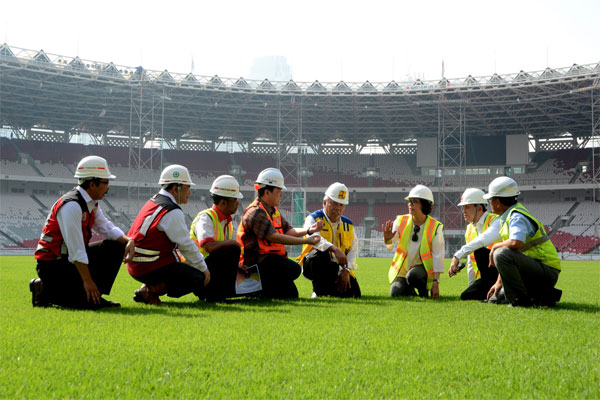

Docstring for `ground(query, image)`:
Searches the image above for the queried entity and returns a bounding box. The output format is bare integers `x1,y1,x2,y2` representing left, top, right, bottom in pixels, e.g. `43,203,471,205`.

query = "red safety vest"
35,188,96,261
126,194,181,278
237,199,286,265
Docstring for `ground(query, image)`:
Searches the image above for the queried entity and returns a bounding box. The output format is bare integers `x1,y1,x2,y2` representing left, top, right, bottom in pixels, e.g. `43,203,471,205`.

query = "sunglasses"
412,225,420,242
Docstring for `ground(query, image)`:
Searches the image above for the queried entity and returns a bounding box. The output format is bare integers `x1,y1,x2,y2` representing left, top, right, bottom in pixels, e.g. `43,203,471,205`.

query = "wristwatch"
432,279,440,283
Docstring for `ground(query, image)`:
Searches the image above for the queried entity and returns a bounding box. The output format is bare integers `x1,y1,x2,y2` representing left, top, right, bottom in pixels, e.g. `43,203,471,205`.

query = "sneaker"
29,278,49,307
311,292,318,299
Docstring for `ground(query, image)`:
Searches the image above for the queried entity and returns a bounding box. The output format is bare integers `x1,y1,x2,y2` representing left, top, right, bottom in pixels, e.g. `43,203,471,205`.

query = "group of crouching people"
30,156,562,309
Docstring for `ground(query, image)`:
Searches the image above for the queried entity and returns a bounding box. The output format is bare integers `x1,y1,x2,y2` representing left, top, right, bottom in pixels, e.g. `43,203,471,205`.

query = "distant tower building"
247,56,292,82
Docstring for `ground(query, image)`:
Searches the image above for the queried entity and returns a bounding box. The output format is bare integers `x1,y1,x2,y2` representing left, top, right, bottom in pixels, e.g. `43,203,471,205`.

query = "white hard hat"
158,164,195,186
255,168,286,190
74,156,116,180
458,188,486,206
482,176,520,199
405,184,434,204
325,182,349,205
210,175,243,199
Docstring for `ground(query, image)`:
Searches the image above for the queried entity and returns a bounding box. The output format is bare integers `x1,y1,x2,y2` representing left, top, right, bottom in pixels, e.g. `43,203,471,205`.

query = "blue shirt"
499,204,537,243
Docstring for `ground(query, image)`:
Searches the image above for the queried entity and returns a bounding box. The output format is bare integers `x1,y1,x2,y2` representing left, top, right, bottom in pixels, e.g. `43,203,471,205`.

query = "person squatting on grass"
448,188,502,301
190,175,244,301
237,168,322,299
31,156,135,309
297,182,361,298
126,165,210,305
485,177,563,307
383,185,445,299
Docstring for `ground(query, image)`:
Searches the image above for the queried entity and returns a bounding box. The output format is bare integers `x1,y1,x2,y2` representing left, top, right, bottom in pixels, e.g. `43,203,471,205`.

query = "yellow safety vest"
464,212,499,280
297,210,355,269
190,208,233,258
499,203,561,271
388,214,443,290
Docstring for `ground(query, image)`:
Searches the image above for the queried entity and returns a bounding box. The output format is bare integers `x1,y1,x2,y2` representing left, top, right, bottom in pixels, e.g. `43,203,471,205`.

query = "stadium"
1,43,600,399
1,44,599,258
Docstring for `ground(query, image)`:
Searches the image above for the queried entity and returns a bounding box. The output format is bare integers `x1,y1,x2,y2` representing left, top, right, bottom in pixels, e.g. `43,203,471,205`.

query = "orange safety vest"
237,199,286,265
388,214,443,290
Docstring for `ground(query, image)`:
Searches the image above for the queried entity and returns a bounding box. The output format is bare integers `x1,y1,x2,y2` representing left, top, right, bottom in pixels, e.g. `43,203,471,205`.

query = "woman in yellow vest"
484,177,562,307
297,182,361,298
383,185,445,298
448,188,501,301
190,175,244,301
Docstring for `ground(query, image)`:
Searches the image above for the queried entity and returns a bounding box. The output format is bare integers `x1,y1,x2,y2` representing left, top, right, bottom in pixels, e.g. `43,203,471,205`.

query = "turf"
1,256,599,399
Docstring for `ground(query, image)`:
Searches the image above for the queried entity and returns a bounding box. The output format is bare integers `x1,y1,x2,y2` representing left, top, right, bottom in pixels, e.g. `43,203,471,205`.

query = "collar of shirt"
159,188,177,204
499,204,517,225
475,211,489,234
258,198,275,215
212,204,232,224
76,186,97,213
322,211,340,230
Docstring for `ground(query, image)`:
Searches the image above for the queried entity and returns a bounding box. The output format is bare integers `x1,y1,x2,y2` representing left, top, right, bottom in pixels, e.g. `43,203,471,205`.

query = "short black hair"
80,177,102,189
497,196,518,207
211,194,228,205
421,200,433,215
257,185,277,198
479,204,487,213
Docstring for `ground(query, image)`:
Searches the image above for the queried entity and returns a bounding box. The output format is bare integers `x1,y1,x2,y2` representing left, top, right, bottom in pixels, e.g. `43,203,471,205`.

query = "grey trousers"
493,247,560,302
390,265,428,297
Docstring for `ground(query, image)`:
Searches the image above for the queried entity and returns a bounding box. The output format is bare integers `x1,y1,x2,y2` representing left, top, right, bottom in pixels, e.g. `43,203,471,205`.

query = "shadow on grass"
553,301,600,314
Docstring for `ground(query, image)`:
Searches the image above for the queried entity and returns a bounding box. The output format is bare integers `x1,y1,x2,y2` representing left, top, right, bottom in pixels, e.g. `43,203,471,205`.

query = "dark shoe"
96,297,121,309
133,285,162,305
535,288,563,307
509,298,533,308
29,278,49,307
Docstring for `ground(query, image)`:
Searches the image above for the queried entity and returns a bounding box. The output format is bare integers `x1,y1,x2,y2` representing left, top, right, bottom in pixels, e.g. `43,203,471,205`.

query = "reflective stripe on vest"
464,212,500,280
237,199,287,265
388,214,443,290
499,203,561,271
297,210,355,267
190,208,233,258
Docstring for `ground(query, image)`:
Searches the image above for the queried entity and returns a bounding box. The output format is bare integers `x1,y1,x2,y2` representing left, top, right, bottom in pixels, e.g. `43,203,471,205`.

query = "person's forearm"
203,239,239,254
285,227,310,238
74,261,93,283
267,233,308,245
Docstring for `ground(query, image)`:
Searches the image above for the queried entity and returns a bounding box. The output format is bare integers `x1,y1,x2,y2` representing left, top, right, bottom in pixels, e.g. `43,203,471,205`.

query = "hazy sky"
2,0,599,83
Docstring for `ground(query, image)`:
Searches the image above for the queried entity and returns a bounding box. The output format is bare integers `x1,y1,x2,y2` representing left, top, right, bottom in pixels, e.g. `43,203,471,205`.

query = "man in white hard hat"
190,175,244,301
237,168,322,299
484,176,562,307
448,188,502,301
297,182,361,298
126,164,210,305
383,184,445,298
31,156,135,309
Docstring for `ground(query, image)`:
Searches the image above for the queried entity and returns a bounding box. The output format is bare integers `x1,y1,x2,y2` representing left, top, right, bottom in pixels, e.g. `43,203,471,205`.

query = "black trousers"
460,247,498,301
132,262,207,299
302,250,361,298
36,240,124,309
204,244,240,300
390,265,428,297
257,254,302,299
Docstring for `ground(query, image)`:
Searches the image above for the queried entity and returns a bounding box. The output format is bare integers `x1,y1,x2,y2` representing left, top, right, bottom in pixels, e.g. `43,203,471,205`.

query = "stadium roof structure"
1,44,599,150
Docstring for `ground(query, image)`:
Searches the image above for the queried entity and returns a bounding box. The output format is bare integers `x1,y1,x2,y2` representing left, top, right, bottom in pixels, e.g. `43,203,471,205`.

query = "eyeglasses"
98,180,110,185
412,225,420,242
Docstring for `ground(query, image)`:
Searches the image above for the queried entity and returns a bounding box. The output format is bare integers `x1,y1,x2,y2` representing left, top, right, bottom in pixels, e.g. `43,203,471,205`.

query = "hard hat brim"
326,194,349,205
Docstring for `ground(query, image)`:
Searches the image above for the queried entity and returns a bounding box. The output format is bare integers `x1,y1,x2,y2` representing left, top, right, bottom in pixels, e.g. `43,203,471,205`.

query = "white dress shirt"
156,189,207,272
56,186,124,264
453,211,501,285
304,211,358,270
384,216,445,275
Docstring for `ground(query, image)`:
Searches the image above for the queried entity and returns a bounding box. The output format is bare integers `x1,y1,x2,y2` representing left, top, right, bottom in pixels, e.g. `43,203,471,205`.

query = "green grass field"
1,256,599,399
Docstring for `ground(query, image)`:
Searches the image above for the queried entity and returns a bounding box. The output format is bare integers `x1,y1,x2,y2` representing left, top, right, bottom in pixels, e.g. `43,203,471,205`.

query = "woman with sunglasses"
382,185,445,299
